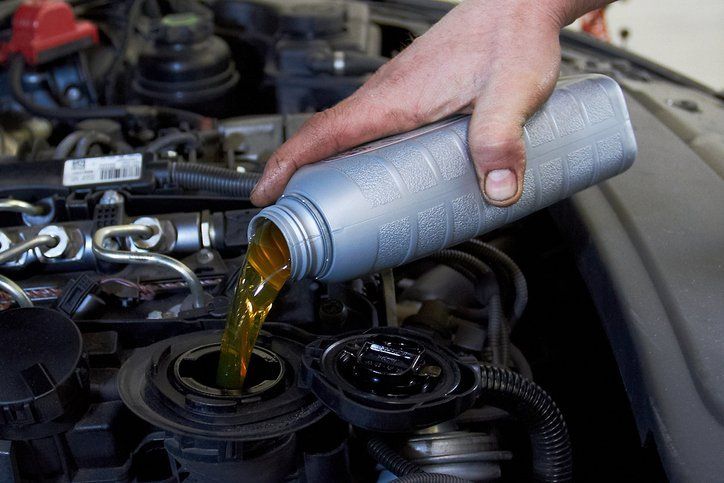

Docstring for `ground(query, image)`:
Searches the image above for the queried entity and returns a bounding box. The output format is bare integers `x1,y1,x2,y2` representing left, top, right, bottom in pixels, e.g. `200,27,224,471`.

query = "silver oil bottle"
251,74,637,282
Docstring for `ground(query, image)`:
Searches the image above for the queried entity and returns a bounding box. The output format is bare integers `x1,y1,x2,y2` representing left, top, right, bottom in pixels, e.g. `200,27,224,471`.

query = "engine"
0,1,659,482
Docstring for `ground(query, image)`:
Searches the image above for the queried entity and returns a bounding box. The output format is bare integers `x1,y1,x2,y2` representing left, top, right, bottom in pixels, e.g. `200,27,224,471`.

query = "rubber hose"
486,292,504,366
168,162,261,198
392,474,472,483
500,317,511,367
429,249,491,283
144,132,198,154
366,438,422,477
479,365,573,482
55,130,88,158
461,240,528,323
74,131,113,157
8,56,205,125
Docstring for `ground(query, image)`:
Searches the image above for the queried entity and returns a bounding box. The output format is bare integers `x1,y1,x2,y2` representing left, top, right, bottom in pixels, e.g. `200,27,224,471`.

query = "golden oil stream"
216,220,290,389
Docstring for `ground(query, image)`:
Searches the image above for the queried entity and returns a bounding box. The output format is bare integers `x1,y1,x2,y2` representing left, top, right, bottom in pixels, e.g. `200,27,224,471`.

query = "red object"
580,8,611,42
0,0,98,65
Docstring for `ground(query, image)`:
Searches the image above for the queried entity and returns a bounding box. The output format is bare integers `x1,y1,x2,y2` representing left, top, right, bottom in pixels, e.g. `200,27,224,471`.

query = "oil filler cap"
301,328,480,432
0,307,89,440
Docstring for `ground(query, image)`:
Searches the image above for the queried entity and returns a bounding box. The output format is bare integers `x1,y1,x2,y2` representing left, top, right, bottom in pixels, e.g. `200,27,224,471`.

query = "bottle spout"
249,194,330,281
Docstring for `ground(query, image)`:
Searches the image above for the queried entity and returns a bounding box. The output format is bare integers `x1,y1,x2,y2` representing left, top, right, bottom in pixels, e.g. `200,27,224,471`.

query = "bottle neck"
248,194,330,281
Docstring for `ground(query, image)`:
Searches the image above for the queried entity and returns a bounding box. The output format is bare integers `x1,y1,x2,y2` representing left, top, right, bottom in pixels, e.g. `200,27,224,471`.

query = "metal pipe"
0,274,32,307
92,224,206,309
0,199,46,216
0,234,58,264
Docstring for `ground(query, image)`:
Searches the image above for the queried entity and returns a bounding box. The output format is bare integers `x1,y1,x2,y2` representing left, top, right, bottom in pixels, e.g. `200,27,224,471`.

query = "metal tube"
0,274,32,307
92,224,207,309
0,234,58,264
0,199,46,216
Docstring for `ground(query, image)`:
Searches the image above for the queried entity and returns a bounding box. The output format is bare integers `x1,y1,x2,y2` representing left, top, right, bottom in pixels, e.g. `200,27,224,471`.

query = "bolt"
36,225,69,259
196,249,214,264
99,190,124,206
65,86,83,103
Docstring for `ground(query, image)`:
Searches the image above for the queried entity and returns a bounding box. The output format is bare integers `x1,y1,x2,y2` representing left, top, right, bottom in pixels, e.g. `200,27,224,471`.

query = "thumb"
468,71,557,207
250,92,422,206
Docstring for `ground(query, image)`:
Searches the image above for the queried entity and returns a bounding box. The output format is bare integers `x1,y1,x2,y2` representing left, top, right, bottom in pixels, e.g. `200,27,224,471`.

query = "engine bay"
1,0,703,481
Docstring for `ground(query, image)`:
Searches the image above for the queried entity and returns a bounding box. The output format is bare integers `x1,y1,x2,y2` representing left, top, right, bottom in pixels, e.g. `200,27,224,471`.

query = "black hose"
144,132,199,154
479,365,572,482
429,249,491,284
486,292,504,366
392,474,471,483
366,438,422,477
167,162,261,198
460,240,528,324
8,56,206,126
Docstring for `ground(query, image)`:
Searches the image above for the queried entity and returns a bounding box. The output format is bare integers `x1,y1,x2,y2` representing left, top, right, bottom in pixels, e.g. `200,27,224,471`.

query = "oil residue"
216,220,290,389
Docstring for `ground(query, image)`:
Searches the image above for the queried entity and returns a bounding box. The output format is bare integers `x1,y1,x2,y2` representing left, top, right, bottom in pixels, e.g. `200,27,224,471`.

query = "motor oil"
250,74,637,282
216,220,290,389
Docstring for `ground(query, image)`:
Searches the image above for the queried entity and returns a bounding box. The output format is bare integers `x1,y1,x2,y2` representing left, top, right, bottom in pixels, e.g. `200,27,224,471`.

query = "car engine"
2,0,721,481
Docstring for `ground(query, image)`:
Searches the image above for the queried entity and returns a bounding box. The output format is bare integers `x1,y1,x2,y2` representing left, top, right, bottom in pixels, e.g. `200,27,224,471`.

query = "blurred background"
572,0,724,91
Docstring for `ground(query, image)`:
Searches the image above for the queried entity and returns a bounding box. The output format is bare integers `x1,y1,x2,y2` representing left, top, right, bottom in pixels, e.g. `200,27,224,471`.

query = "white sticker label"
62,154,143,187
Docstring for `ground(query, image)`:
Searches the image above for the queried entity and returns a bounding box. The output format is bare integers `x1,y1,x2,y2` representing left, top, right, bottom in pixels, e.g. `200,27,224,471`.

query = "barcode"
99,164,142,181
63,154,143,187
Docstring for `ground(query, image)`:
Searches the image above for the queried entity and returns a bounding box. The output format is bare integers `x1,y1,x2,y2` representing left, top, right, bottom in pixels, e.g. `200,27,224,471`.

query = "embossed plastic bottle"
251,75,637,282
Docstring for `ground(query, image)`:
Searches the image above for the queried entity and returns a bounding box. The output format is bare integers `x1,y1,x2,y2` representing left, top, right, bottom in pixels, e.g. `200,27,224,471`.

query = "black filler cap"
0,307,89,440
301,328,480,432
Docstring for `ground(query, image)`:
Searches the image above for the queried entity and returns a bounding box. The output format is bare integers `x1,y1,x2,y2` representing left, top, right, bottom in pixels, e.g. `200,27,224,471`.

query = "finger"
468,68,558,207
250,80,428,206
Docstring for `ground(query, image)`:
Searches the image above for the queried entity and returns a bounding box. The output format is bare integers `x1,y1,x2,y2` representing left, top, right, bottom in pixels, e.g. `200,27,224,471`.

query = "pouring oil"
216,220,290,389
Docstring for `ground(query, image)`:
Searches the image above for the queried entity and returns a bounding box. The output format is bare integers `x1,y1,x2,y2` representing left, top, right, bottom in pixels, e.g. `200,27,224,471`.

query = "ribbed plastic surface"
256,75,637,282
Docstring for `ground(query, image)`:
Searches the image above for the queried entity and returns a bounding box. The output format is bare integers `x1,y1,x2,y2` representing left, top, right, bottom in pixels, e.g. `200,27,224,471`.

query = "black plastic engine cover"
301,327,480,432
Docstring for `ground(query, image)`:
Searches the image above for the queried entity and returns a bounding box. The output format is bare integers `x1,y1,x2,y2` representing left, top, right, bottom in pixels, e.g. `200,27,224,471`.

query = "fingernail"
484,169,517,202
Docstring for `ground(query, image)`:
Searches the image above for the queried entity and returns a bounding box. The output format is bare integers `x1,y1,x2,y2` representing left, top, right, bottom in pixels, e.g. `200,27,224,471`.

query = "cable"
392,474,471,483
144,132,199,154
486,292,504,366
460,240,528,324
366,437,422,477
8,56,206,126
479,365,572,482
166,162,261,198
428,249,491,283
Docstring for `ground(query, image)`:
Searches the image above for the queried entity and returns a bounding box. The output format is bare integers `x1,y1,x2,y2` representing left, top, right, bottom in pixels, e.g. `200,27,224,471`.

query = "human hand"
250,0,609,207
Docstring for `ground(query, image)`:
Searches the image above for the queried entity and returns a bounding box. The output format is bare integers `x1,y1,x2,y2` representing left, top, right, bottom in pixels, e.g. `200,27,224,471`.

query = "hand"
250,0,606,207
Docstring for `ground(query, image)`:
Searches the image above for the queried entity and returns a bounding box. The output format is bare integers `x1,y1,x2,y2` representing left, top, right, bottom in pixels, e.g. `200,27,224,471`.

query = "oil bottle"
218,74,637,387
250,74,637,283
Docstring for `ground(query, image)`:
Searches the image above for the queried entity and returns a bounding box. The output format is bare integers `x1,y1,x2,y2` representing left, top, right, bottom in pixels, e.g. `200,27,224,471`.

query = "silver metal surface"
92,224,207,309
0,199,45,216
0,234,58,264
0,274,32,307
130,217,163,251
35,225,69,259
99,190,124,205
333,51,345,75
